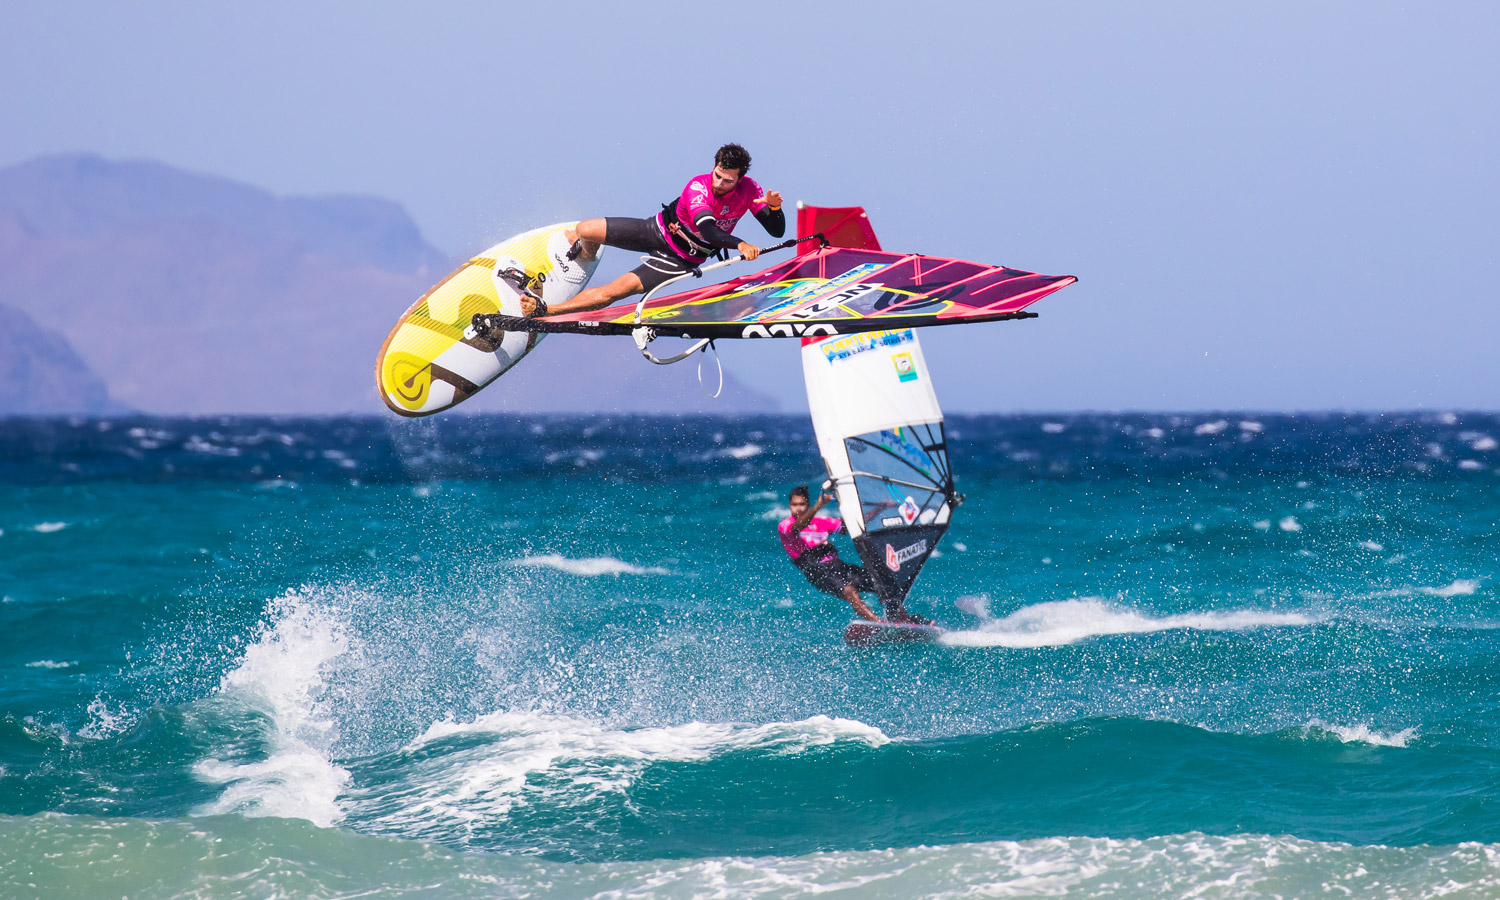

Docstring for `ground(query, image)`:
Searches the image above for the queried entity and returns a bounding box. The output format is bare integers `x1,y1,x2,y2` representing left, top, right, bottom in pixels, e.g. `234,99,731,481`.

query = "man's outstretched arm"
790,491,835,534
753,190,785,238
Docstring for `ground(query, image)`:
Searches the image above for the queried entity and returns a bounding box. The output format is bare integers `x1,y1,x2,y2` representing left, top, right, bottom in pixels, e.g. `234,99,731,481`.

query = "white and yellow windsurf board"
375,222,600,416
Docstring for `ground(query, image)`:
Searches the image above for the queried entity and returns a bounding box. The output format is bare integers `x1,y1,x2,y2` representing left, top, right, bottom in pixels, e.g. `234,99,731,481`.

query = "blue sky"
3,2,1496,411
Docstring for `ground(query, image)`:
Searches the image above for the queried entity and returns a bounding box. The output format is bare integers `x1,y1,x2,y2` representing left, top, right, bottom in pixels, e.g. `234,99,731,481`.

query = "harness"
791,540,839,571
658,200,718,259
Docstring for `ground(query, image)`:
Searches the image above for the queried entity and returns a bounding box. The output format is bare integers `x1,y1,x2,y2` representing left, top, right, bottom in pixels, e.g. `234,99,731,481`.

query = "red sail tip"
797,203,882,253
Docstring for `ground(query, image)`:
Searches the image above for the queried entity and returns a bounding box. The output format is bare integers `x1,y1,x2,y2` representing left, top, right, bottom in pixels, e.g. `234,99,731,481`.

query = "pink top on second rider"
778,514,844,562
656,172,766,260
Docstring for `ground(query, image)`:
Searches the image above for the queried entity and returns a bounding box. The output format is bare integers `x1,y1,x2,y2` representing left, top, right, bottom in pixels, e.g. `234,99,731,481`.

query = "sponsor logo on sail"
820,329,916,363
786,282,879,319
741,322,839,338
885,539,928,571
783,262,887,301
749,263,889,321
879,429,932,473
899,495,920,524
892,352,918,382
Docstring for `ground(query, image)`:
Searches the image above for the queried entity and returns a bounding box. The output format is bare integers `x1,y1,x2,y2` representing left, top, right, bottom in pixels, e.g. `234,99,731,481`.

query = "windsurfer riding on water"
518,143,785,317
779,485,932,625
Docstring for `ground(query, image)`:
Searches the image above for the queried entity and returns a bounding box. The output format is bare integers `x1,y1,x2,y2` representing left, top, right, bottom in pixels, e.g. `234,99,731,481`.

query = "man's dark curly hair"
790,485,811,502
715,143,752,174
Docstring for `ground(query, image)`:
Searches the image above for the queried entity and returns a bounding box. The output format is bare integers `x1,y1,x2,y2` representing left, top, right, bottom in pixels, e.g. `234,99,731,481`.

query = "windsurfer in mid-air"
778,485,931,625
519,143,784,317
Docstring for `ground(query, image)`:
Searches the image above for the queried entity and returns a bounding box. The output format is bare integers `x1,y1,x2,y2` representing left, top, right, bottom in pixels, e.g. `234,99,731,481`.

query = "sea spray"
942,597,1316,648
194,591,354,826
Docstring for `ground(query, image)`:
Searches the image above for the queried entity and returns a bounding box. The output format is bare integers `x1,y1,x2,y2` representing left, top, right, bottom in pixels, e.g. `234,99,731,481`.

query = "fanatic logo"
885,539,928,571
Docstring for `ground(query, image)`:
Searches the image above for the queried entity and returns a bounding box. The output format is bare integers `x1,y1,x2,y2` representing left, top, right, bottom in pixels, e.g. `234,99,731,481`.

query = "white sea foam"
26,824,1500,899
544,449,605,466
941,598,1315,648
77,696,131,739
1238,420,1263,433
358,712,889,830
724,443,763,459
183,435,241,457
954,594,991,619
25,660,75,669
416,711,889,758
1041,422,1066,433
1358,540,1384,551
1195,420,1228,435
563,833,1500,899
1420,579,1481,598
1472,436,1497,451
513,554,673,576
194,592,352,827
1278,516,1302,532
1305,720,1418,748
1458,459,1485,470
32,522,67,534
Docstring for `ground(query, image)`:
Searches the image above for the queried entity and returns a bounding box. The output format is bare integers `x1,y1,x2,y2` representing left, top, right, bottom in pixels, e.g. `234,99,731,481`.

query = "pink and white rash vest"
778,514,843,562
656,172,766,260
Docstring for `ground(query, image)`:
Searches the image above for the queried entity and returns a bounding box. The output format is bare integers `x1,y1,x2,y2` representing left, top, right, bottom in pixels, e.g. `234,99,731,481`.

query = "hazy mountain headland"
0,154,778,416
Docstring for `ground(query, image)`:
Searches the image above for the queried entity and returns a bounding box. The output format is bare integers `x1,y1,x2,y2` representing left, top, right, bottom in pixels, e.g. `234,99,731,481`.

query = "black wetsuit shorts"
794,551,875,598
602,216,707,294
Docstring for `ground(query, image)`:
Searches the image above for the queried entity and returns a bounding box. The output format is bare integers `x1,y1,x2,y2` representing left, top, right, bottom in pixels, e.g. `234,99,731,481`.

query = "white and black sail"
801,329,957,606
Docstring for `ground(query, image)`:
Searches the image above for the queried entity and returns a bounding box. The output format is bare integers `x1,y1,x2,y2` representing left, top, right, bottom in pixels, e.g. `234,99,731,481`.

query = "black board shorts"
603,216,706,293
794,551,875,598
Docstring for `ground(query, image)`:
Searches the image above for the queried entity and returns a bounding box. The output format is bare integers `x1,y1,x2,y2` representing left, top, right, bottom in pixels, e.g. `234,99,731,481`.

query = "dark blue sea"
2,412,1498,898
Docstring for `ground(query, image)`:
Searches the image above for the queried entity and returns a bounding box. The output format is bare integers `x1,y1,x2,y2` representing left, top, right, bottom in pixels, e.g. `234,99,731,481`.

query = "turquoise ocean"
2,412,1498,898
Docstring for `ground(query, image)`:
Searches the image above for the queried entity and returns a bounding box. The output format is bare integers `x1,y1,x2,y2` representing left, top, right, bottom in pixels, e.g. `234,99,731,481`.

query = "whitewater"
2,412,1498,898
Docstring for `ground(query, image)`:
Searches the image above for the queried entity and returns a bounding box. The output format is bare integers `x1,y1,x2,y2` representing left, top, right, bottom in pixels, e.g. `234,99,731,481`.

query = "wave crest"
347,712,888,836
943,597,1315,648
193,591,353,827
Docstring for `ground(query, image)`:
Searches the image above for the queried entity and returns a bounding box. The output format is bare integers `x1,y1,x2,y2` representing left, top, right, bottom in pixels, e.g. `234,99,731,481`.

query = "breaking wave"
192,592,352,827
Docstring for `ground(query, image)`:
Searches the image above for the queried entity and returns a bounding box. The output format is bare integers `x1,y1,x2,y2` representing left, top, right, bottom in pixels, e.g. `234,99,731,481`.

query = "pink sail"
529,245,1074,340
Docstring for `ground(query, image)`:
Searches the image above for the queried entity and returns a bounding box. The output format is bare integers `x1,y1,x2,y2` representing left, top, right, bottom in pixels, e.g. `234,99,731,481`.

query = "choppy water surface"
2,412,1497,897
